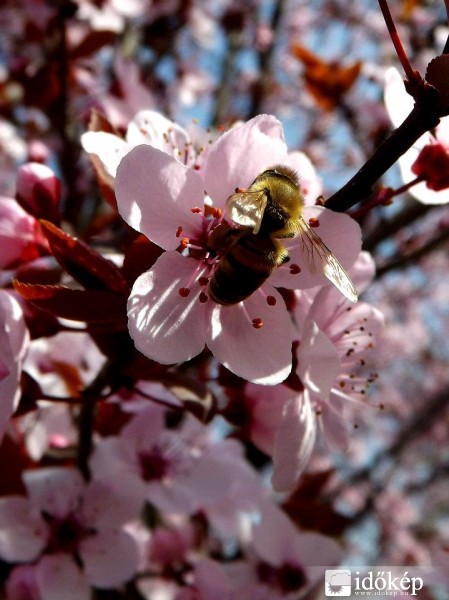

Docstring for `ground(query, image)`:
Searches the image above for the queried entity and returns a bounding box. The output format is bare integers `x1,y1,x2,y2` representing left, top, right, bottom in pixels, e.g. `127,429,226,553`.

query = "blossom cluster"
1,0,449,598
0,108,385,598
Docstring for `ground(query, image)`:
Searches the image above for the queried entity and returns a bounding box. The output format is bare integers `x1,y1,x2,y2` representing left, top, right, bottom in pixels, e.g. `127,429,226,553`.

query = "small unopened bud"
16,162,61,223
411,143,449,191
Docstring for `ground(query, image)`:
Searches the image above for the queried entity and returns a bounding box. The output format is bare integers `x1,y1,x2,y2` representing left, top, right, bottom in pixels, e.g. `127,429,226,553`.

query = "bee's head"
249,165,304,232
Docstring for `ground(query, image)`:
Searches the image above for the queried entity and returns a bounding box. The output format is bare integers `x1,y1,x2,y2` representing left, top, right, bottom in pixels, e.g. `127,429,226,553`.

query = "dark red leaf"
425,55,449,107
70,30,117,60
0,436,34,497
40,220,129,294
13,281,127,326
282,470,352,536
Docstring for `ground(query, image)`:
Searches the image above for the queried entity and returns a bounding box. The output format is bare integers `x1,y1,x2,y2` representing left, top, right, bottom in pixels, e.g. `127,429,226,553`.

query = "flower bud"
16,162,61,223
411,143,449,191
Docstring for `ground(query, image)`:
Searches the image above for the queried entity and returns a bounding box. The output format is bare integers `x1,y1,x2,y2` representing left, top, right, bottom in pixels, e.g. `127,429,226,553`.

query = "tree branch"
325,102,441,212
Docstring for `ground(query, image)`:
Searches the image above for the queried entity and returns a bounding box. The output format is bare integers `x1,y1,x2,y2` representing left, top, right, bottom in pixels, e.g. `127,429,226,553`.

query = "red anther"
234,187,246,193
176,226,183,237
180,237,190,248
198,277,209,286
199,292,208,303
191,207,202,213
193,165,201,170
308,217,320,228
266,295,277,306
289,263,301,274
179,287,190,297
252,318,264,329
212,207,222,219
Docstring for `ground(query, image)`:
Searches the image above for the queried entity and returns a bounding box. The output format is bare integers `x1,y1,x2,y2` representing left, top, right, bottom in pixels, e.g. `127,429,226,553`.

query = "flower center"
44,512,89,554
257,560,307,593
138,450,170,481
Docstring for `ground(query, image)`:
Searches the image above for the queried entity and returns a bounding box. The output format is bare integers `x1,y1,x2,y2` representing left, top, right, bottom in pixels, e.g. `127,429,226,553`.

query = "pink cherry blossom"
226,498,343,599
270,253,384,491
0,467,141,599
5,565,41,600
23,330,107,398
384,67,449,204
81,109,193,180
90,404,262,538
0,291,29,443
115,114,361,384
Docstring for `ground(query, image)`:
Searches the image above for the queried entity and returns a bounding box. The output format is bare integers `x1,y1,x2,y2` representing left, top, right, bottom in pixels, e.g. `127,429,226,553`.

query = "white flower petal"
115,145,204,249
0,497,48,562
297,320,341,398
81,131,131,178
127,252,208,364
81,478,144,531
36,554,91,600
203,115,289,207
207,285,292,384
23,468,84,519
80,530,139,588
271,392,317,492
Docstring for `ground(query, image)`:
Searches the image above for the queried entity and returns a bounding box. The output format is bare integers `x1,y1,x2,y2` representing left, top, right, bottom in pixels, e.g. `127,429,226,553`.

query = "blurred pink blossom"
0,467,141,598
90,404,262,539
0,291,29,443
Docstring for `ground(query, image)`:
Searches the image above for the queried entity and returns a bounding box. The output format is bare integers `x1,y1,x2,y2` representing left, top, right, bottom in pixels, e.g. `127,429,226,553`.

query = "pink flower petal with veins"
80,530,139,588
0,497,48,563
23,468,85,520
207,285,292,384
271,391,317,492
126,110,191,158
81,131,131,178
115,145,205,249
0,292,28,443
127,251,208,364
36,554,90,600
202,115,289,205
297,320,341,398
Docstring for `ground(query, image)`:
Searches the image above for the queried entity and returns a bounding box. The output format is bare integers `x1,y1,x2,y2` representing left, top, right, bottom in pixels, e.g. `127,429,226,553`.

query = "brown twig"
325,101,441,212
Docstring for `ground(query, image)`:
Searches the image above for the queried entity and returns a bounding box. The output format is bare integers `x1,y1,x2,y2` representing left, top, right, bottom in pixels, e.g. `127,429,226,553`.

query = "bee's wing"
298,218,358,303
226,190,267,234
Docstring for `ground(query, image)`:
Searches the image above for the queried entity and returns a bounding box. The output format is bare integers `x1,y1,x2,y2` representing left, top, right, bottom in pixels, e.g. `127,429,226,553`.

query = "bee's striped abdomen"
209,234,278,305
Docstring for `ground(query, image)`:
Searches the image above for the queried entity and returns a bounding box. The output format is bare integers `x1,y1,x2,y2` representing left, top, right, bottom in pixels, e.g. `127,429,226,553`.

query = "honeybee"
207,165,358,305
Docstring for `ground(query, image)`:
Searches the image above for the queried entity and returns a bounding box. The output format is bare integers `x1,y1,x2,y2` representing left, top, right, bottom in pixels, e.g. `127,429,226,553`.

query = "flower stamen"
252,318,264,329
289,263,301,274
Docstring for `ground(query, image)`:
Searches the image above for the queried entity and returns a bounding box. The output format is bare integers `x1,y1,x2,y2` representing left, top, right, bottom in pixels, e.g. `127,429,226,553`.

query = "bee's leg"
272,230,297,239
275,248,290,267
